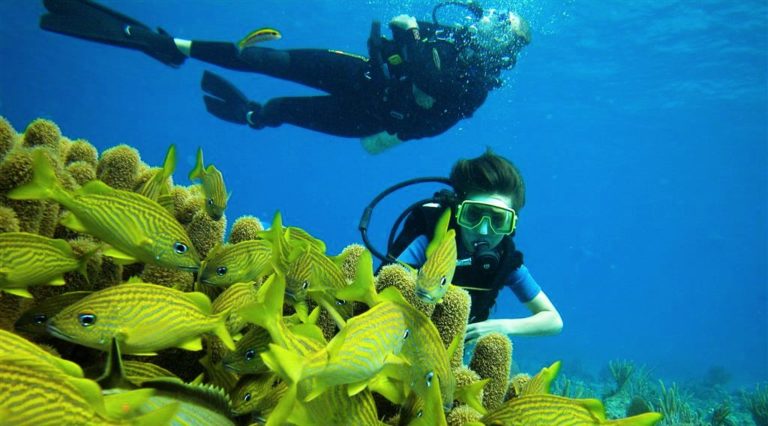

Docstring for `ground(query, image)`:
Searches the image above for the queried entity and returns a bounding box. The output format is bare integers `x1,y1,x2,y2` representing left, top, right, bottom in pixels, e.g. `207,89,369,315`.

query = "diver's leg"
191,43,370,95
256,96,383,137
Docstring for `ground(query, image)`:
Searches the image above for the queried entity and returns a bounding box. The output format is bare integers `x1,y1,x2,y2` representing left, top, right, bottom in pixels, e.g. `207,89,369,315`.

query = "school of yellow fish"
0,116,663,425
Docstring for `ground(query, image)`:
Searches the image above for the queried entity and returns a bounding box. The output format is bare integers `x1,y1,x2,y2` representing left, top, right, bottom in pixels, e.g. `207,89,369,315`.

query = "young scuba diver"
39,0,531,154
377,149,562,344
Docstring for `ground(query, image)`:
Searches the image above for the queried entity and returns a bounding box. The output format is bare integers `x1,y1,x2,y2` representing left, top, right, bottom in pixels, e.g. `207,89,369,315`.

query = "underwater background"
1,0,766,415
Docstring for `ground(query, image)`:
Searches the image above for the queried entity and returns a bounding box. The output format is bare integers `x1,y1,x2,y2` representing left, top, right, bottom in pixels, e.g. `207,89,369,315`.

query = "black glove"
201,71,263,129
123,25,186,67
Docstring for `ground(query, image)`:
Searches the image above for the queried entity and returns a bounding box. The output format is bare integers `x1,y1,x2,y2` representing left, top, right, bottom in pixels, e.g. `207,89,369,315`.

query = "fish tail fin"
265,380,298,426
334,249,379,307
7,150,68,204
128,401,180,425
211,309,236,351
608,412,663,426
237,273,285,344
77,242,103,287
261,343,304,384
188,147,204,181
161,144,177,180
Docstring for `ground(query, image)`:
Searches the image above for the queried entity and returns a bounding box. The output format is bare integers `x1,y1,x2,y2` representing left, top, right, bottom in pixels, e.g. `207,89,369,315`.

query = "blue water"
1,0,766,388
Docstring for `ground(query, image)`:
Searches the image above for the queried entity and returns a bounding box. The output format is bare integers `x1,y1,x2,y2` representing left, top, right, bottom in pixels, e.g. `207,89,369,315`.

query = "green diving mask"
455,200,517,235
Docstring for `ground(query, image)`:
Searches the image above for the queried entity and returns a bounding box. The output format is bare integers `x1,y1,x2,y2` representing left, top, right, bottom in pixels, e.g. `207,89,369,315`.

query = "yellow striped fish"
221,325,272,374
230,373,287,416
472,362,663,426
0,232,91,298
137,144,176,211
0,356,178,425
399,376,448,426
134,378,236,426
237,273,328,356
122,361,179,386
286,225,326,253
199,240,273,287
47,282,235,354
238,27,282,50
380,286,459,412
415,208,456,304
188,147,228,221
212,281,262,334
286,386,385,426
261,293,410,402
8,150,200,271
14,290,92,334
0,329,83,378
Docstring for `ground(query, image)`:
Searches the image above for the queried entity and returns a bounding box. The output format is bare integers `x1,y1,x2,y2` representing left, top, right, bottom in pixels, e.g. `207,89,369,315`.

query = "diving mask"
466,9,530,65
455,200,517,235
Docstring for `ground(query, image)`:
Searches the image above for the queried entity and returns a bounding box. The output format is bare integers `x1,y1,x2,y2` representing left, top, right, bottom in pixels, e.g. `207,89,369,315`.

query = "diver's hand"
124,25,187,67
389,14,418,31
412,84,435,109
360,131,403,155
464,319,509,345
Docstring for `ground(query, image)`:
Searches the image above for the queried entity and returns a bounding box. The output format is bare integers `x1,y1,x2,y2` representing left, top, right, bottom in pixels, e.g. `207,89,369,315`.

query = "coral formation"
96,144,140,190
66,160,97,186
186,209,226,259
0,116,16,160
0,205,20,233
63,138,98,167
430,284,470,369
22,118,61,150
140,264,194,291
506,372,531,400
469,332,512,410
228,215,264,244
446,404,482,425
375,264,435,317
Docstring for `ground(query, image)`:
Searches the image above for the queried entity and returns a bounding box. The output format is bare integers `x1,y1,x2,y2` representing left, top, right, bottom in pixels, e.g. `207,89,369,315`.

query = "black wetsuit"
189,22,504,141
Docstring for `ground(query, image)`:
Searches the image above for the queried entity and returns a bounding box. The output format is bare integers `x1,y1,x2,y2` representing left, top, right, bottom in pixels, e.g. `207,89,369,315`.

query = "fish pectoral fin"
137,237,154,248
3,288,33,298
103,388,155,419
102,246,139,265
59,212,89,233
49,276,67,286
176,337,203,351
346,380,370,397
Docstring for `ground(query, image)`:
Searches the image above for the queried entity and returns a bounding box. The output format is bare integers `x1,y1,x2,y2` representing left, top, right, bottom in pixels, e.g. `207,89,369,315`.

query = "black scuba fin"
40,0,186,67
201,70,263,128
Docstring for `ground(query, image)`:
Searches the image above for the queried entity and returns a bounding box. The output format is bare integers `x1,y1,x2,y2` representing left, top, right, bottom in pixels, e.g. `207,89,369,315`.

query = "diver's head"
466,9,530,69
449,148,525,253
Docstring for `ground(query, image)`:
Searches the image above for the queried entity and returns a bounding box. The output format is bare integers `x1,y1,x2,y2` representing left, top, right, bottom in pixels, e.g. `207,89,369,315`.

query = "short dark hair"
449,148,526,211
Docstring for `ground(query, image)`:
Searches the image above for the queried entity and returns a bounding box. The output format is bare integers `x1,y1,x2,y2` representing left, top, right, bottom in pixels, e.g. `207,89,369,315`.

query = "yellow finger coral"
0,149,45,233
337,243,366,283
469,332,513,410
0,116,17,161
22,118,61,151
431,285,471,369
447,404,483,425
186,209,226,259
0,205,20,233
64,138,98,167
96,144,140,190
140,264,194,292
66,161,97,186
228,215,264,244
505,372,531,400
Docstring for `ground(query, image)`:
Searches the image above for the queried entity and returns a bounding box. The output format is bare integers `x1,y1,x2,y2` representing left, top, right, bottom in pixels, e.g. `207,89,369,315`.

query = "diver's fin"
201,71,263,127
40,0,186,67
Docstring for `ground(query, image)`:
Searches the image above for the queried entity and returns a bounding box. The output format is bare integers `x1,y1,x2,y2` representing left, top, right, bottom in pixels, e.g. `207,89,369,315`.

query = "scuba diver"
360,149,562,344
39,0,531,154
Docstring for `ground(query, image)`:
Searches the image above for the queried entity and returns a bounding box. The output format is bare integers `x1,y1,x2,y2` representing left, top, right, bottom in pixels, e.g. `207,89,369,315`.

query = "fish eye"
416,410,423,418
440,276,447,287
207,198,214,206
335,299,346,306
33,314,48,325
403,329,410,340
425,371,434,387
173,242,188,254
216,266,228,276
301,280,309,290
245,349,256,361
243,392,252,402
78,312,97,327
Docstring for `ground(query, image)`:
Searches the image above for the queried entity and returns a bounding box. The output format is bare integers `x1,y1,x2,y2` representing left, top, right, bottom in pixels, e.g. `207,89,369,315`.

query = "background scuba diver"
39,0,531,154
380,149,562,344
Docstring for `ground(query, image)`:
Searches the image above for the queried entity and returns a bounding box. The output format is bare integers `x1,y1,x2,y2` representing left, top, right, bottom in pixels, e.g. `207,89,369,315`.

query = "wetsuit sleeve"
506,264,541,303
395,235,429,268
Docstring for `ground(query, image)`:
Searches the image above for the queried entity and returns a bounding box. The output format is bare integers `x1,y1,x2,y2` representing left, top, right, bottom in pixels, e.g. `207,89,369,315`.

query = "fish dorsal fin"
102,246,139,265
522,360,561,396
425,208,452,259
141,378,233,416
189,147,205,181
77,179,115,196
575,398,607,421
49,237,74,255
183,292,213,315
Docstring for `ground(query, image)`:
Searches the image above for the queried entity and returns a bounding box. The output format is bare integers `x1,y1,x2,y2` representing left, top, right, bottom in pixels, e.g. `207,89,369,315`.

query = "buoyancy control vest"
386,202,524,323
